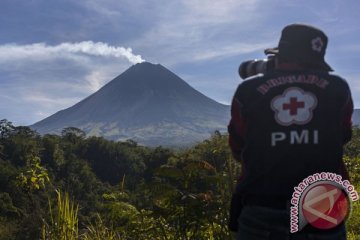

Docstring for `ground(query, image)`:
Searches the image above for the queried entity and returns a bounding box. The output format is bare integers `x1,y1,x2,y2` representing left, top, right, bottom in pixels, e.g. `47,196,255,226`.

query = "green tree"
2,126,41,166
0,119,15,138
41,134,65,174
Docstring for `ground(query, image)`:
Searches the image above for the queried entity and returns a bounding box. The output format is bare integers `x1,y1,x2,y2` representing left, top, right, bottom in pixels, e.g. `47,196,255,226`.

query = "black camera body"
238,56,276,80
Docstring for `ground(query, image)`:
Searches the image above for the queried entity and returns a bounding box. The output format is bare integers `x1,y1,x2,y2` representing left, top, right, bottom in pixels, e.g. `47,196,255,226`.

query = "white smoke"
0,41,145,64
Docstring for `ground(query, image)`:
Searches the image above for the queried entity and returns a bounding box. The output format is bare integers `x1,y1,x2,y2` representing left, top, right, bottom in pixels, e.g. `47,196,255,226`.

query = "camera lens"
238,59,269,80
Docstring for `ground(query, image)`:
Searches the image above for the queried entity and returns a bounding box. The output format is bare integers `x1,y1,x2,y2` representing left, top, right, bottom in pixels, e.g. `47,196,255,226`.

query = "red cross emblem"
271,87,317,126
283,97,305,115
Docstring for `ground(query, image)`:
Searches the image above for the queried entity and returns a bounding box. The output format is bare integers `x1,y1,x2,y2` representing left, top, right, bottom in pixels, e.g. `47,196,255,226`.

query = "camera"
238,55,276,80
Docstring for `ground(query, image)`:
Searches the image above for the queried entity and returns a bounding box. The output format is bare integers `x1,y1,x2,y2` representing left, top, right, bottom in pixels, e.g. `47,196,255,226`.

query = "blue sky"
1,0,359,126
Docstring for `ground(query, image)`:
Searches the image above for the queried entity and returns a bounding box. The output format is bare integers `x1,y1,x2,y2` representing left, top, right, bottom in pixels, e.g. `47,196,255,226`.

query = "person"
228,23,353,240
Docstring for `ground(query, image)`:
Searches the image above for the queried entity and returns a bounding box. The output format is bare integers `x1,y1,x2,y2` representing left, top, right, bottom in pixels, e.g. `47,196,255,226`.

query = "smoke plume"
0,41,145,64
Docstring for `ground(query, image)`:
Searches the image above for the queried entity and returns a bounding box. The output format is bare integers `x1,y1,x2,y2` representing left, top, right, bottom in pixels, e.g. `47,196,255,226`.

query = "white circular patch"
271,87,317,126
312,37,324,52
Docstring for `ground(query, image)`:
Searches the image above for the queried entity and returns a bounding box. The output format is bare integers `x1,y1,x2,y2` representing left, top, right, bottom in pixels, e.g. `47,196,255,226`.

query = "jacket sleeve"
227,95,248,232
228,97,247,161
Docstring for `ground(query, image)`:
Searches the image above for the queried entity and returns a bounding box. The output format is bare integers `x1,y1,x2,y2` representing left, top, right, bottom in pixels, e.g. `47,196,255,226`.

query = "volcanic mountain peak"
31,62,230,146
103,61,213,101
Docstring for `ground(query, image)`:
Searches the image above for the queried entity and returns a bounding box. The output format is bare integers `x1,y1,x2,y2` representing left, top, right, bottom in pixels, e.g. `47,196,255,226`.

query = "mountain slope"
31,62,230,146
352,109,360,126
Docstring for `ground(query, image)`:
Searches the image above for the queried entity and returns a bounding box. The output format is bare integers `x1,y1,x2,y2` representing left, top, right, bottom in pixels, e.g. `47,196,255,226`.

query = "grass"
42,190,79,240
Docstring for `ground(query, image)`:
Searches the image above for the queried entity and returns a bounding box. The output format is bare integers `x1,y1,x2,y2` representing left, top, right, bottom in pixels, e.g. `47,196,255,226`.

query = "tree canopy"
0,119,359,239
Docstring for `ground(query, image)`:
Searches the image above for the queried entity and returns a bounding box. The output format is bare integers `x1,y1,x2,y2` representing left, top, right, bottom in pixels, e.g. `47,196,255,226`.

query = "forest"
0,119,359,239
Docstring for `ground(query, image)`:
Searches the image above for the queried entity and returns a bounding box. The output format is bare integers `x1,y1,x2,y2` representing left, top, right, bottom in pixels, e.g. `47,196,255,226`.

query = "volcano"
31,62,230,146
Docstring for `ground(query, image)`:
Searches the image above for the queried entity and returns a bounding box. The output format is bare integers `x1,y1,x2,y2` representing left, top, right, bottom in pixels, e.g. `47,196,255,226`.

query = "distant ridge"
352,109,360,126
31,62,230,146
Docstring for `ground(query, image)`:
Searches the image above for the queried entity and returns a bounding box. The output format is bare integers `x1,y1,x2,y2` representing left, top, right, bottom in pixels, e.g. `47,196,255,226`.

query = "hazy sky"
1,0,359,125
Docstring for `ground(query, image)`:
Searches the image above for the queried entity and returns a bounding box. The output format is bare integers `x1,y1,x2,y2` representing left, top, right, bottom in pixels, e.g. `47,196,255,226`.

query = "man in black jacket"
228,24,353,239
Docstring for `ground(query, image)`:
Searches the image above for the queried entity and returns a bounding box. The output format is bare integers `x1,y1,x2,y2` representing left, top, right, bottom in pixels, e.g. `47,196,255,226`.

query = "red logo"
301,183,349,229
283,97,305,115
271,87,317,126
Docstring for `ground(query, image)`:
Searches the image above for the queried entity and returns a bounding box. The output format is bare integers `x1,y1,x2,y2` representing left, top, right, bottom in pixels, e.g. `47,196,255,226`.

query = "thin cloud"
128,0,267,66
24,93,82,109
71,0,266,66
84,69,119,92
181,0,258,24
1,0,358,126
0,41,142,125
0,41,145,64
335,44,360,53
192,42,270,62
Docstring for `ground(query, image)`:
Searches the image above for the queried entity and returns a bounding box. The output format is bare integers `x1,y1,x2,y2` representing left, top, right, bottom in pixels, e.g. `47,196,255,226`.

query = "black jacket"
228,68,353,198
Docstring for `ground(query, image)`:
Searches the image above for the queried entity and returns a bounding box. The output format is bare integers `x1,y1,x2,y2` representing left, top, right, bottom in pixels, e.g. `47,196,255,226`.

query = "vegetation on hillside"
0,119,359,239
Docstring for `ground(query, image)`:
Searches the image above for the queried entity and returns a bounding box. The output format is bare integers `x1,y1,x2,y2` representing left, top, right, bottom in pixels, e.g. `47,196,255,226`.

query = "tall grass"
42,190,79,240
81,214,121,240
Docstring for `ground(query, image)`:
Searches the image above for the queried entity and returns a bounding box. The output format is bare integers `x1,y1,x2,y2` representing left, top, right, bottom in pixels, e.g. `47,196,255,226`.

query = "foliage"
0,216,18,240
344,127,360,158
0,120,358,239
347,195,360,239
0,119,15,138
42,190,79,240
344,128,360,239
81,214,121,240
16,156,50,191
